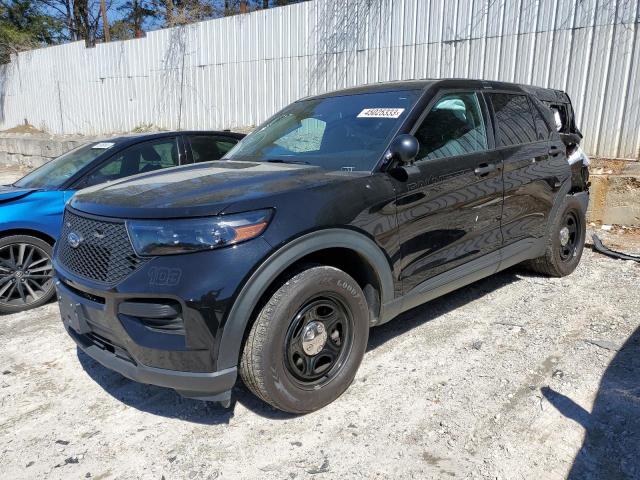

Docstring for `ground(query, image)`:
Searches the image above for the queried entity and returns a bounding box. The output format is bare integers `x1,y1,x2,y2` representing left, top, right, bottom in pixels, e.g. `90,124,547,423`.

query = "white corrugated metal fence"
0,0,638,160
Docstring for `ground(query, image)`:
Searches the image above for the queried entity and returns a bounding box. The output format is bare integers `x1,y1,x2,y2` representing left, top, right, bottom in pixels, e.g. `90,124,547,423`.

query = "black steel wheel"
526,196,586,277
0,235,55,314
284,296,353,387
240,266,370,413
558,210,580,262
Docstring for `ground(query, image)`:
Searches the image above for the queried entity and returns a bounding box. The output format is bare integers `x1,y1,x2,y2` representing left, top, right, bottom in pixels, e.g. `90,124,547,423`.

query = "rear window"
490,94,538,147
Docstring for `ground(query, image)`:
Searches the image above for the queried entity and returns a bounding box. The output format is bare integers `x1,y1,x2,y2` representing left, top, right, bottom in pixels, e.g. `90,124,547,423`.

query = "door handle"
474,163,496,176
548,145,562,157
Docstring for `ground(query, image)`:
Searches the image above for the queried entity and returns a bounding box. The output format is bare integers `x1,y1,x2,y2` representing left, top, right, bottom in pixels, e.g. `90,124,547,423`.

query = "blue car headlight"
127,209,273,256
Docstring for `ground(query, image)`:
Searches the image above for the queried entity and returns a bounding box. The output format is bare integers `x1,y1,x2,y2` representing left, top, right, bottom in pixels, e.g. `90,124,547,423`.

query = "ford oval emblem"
68,231,83,248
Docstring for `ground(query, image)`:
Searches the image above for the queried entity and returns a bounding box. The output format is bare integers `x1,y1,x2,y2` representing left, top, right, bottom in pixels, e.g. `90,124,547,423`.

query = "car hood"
0,185,39,204
69,160,352,219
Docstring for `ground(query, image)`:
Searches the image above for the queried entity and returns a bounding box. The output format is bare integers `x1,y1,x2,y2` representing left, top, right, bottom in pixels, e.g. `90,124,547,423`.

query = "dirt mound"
1,123,45,134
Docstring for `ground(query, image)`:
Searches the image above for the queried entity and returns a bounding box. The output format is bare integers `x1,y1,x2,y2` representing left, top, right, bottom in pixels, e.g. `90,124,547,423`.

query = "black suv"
54,79,589,413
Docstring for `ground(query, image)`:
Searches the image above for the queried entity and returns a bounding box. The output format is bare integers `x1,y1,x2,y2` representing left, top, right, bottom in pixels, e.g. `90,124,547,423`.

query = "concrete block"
588,160,640,226
0,134,90,168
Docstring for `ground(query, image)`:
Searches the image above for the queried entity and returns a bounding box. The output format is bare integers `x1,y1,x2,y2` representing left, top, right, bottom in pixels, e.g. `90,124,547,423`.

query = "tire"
527,196,586,277
0,235,55,315
239,266,370,413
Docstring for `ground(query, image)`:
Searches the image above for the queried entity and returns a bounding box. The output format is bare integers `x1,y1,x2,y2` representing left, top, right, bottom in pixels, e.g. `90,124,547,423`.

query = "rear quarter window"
546,103,570,133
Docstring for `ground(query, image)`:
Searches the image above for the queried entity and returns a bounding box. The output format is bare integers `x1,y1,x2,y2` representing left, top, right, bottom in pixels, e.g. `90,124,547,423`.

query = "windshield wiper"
264,158,311,165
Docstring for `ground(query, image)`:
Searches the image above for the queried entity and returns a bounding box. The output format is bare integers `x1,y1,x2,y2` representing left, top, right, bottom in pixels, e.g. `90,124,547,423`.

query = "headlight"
127,209,272,256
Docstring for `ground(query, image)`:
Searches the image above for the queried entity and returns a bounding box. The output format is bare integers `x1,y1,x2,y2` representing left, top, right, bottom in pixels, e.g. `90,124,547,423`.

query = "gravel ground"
1,243,639,480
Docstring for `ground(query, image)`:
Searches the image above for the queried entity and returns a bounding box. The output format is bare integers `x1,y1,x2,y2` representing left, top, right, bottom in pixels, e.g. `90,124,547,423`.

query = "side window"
490,94,538,147
97,158,122,176
414,92,488,162
189,135,238,163
82,137,179,187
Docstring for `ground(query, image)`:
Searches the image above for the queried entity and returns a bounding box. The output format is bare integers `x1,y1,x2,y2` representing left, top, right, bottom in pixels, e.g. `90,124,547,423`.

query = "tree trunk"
100,0,110,42
132,0,144,38
64,0,75,41
72,0,91,45
165,0,174,27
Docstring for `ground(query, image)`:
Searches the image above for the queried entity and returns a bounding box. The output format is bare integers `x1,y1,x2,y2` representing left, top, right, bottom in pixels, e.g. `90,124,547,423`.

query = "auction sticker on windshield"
92,142,115,149
357,108,405,118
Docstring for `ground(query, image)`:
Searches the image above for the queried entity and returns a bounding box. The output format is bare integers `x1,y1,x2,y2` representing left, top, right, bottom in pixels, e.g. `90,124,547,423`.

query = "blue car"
0,130,244,314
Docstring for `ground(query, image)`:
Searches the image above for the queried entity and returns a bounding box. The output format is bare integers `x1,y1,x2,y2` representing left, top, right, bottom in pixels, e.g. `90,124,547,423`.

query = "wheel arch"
216,228,395,370
544,180,573,235
0,228,56,246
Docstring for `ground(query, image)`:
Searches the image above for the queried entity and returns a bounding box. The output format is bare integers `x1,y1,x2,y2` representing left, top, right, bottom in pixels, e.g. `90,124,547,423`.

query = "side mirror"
387,134,419,166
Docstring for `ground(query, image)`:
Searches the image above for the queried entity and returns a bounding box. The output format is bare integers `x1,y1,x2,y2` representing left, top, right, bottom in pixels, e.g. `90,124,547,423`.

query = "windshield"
226,89,422,171
14,142,114,189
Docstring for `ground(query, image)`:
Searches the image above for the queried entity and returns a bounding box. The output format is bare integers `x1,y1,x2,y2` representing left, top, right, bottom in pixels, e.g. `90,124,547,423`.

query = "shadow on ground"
77,349,298,424
368,269,520,351
543,325,640,479
78,269,522,423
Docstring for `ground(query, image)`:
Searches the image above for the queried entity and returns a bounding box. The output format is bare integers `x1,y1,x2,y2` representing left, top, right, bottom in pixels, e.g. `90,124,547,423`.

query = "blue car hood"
0,185,39,203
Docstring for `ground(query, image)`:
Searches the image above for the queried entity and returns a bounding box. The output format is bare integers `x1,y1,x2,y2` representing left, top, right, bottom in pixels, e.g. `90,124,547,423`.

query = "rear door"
486,93,567,246
394,90,504,294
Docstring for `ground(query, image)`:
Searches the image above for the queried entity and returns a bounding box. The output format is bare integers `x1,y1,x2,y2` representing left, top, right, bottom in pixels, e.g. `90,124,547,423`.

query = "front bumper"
54,236,273,402
58,279,237,401
66,320,237,402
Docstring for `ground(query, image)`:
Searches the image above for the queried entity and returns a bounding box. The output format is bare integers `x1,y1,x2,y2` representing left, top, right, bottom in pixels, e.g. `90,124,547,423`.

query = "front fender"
0,191,65,241
0,219,61,241
216,228,395,370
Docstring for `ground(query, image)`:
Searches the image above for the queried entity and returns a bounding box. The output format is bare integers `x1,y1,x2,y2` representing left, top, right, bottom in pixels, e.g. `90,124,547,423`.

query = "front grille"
58,210,150,285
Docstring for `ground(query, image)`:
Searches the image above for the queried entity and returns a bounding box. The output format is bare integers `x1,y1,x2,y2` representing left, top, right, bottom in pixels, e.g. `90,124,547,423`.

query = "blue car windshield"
14,143,110,189
225,89,422,171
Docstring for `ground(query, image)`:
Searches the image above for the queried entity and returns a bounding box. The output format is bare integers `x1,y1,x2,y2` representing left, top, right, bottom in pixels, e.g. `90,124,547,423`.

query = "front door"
394,91,504,294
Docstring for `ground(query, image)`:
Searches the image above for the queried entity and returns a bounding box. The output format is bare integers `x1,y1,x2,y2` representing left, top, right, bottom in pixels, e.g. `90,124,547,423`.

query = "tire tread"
525,196,586,277
239,266,368,413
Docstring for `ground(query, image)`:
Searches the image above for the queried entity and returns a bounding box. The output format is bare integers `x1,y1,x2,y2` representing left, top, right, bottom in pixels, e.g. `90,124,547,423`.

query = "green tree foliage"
154,0,215,27
39,0,106,45
0,0,64,61
117,0,155,37
0,0,307,60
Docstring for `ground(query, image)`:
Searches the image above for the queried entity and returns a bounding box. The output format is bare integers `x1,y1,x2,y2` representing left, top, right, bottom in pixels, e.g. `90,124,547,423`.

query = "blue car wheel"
0,235,55,314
